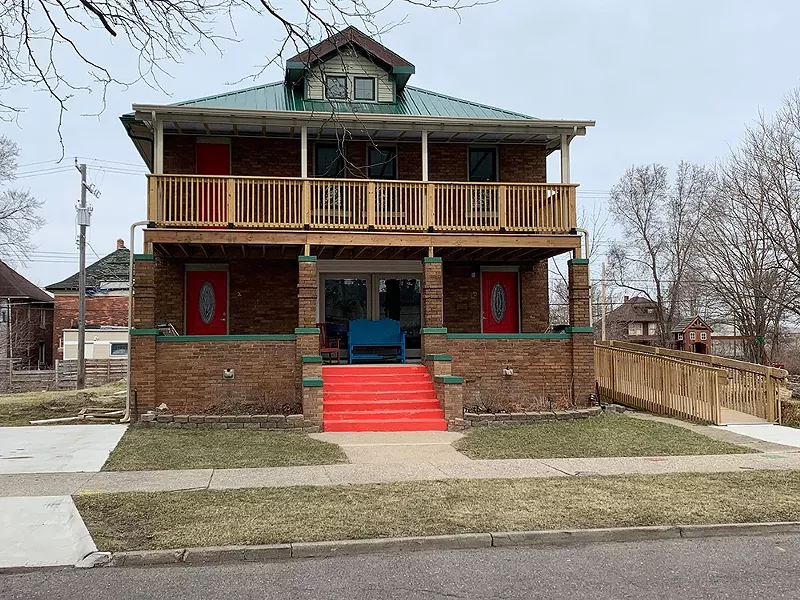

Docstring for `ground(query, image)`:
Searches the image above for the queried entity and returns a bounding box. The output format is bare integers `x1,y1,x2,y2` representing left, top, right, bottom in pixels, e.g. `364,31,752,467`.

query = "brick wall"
153,258,298,335
153,340,298,413
52,294,128,361
449,338,579,410
164,136,547,183
443,263,481,332
520,261,549,332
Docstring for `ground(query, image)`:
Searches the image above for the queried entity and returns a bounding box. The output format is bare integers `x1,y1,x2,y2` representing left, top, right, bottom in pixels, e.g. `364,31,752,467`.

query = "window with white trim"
354,77,376,101
647,322,657,336
700,332,707,341
110,342,128,356
689,331,696,341
628,322,643,336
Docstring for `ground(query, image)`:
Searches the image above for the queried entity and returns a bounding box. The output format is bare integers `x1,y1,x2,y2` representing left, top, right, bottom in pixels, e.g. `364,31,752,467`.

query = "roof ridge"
404,85,534,119
173,81,284,107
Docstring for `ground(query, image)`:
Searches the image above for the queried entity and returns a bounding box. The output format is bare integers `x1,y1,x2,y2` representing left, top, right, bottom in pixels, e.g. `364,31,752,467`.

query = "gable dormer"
285,26,415,104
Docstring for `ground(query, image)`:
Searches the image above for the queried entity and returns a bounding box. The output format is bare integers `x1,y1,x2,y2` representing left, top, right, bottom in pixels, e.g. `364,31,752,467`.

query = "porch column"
421,256,447,356
130,255,158,420
560,134,570,184
153,119,164,175
568,258,595,406
296,255,322,427
421,130,429,182
301,126,308,179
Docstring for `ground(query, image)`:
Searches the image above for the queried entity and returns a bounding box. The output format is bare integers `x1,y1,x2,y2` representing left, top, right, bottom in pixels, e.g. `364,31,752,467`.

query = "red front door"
186,270,228,335
482,271,519,334
196,143,230,225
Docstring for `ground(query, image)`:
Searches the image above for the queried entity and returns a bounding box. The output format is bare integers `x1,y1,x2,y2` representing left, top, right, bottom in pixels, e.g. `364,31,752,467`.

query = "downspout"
121,220,149,423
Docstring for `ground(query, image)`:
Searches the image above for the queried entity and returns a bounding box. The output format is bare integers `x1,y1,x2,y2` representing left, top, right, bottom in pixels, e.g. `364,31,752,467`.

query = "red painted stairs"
322,365,447,432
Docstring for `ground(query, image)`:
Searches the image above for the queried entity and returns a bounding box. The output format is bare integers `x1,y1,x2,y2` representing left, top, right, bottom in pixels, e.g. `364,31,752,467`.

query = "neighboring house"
62,326,129,360
0,261,54,369
672,316,713,354
604,296,661,345
121,26,596,429
46,240,130,361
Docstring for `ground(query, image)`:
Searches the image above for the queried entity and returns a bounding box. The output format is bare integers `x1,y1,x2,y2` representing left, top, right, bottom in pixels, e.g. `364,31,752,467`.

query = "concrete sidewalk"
3,451,800,497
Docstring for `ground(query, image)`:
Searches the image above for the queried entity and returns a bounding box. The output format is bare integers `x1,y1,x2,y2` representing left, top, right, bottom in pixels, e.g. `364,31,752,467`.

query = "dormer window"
326,76,347,100
354,77,376,101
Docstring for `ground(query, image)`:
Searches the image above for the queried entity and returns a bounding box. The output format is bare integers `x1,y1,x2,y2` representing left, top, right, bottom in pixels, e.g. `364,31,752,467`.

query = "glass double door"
322,274,421,358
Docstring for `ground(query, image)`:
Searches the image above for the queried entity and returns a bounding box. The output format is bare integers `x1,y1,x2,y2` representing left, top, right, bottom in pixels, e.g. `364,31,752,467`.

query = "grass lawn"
453,413,754,459
75,470,800,551
0,381,125,426
101,427,348,471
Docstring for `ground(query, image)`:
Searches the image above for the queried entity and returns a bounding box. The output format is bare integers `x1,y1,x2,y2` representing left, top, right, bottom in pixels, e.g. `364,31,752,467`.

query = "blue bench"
348,318,406,364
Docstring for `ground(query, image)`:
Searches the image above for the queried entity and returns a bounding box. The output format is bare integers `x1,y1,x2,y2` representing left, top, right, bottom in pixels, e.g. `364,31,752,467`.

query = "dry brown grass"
75,470,800,552
0,381,126,426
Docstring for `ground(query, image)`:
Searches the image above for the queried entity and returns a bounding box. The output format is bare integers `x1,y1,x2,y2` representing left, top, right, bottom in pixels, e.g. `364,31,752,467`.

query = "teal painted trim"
130,328,160,336
392,66,416,75
157,334,295,343
295,327,321,335
434,375,464,384
133,253,155,261
446,333,571,340
565,326,595,334
302,355,323,363
425,354,453,362
421,327,448,334
423,257,443,263
298,255,317,262
568,258,590,265
303,377,324,388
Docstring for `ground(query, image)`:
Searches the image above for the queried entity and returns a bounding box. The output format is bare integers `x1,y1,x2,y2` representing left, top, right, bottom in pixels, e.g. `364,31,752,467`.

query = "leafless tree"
606,162,715,346
0,136,45,263
1,0,489,141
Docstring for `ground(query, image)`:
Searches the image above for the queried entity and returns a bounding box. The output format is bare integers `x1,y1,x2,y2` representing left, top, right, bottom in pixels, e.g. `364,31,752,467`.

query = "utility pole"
76,163,88,390
601,262,607,341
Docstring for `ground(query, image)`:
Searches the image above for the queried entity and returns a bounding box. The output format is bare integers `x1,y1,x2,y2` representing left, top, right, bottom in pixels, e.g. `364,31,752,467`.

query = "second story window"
700,332,707,341
368,146,397,179
469,148,497,182
628,322,643,336
354,77,376,101
315,144,345,178
325,76,348,100
690,331,696,341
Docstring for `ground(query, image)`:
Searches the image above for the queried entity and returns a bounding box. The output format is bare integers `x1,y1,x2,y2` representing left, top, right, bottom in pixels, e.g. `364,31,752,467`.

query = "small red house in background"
45,239,130,361
672,315,713,354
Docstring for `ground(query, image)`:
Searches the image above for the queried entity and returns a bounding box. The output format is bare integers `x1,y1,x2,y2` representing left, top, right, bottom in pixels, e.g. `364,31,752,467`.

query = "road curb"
98,521,800,568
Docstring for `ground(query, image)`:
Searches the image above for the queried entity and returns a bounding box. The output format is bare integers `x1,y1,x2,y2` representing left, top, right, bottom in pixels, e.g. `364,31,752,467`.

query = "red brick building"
122,27,596,430
673,316,713,354
46,240,130,361
0,261,54,369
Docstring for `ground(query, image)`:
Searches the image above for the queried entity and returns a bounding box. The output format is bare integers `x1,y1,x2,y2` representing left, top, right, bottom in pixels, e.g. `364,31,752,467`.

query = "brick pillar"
300,356,323,427
520,260,549,333
130,256,157,420
568,258,595,406
434,375,464,425
298,256,318,329
421,257,447,357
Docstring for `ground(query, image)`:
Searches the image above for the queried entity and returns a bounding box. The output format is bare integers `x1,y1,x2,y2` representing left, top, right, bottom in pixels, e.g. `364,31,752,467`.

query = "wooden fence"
595,341,788,424
147,175,578,234
56,359,127,387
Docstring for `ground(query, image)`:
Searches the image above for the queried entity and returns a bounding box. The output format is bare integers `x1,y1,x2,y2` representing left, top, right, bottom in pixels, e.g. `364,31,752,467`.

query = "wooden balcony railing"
147,175,578,234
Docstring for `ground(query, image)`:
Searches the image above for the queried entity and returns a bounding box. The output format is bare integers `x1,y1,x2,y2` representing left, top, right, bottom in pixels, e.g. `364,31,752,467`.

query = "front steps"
322,365,447,432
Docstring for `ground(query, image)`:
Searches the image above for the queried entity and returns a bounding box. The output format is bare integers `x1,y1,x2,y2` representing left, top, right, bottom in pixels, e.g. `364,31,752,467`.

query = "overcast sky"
2,0,798,288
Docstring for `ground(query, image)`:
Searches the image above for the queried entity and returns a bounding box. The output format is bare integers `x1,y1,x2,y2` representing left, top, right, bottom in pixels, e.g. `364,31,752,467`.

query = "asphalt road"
2,534,799,599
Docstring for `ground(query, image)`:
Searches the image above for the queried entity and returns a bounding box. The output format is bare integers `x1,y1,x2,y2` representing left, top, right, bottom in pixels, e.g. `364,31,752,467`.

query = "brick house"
0,261,54,368
603,296,662,345
672,316,713,354
122,27,596,431
46,240,130,361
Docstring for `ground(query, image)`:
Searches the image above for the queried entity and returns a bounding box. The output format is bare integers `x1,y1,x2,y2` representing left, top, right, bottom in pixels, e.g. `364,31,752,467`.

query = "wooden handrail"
147,174,579,234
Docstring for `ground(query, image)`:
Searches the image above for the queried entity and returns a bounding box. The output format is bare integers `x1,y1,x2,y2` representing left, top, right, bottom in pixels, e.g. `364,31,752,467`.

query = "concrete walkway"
2,451,800,497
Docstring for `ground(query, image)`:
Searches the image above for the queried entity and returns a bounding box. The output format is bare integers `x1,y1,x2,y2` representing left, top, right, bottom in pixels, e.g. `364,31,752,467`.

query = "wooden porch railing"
147,175,578,233
598,341,788,422
595,343,725,424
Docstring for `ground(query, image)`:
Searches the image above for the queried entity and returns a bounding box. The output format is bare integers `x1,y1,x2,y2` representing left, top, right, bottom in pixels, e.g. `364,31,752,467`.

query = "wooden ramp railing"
596,341,788,424
595,343,725,424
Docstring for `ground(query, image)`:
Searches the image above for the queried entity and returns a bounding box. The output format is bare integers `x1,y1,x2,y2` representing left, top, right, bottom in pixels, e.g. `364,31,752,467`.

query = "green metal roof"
173,81,535,120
